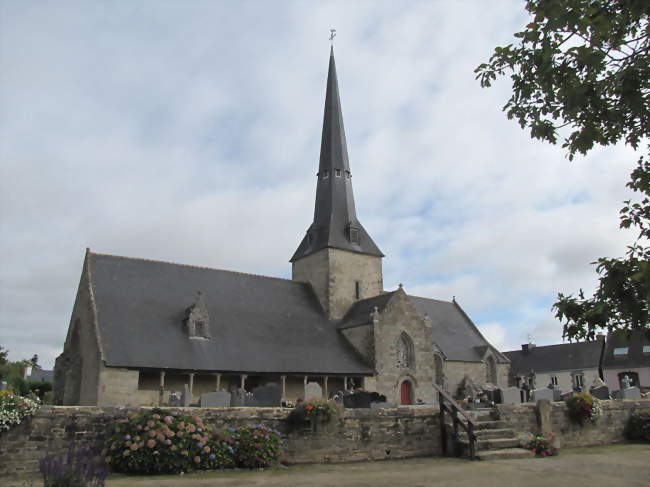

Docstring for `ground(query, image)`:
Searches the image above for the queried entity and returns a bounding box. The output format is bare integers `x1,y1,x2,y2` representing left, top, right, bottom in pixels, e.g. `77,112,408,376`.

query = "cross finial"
329,28,336,44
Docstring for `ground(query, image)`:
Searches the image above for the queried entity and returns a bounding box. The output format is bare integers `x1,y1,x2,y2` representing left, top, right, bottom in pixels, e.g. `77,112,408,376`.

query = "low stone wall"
497,400,650,448
0,405,441,477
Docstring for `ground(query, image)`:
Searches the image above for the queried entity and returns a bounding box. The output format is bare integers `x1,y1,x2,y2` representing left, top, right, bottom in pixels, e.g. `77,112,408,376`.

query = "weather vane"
329,28,336,44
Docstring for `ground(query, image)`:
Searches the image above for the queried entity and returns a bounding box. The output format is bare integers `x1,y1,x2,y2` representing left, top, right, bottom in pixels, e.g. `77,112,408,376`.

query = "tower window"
349,228,359,244
355,280,361,299
335,169,341,177
322,170,329,179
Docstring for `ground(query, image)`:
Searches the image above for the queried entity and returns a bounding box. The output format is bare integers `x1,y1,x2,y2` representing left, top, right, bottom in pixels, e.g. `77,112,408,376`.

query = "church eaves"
291,48,383,262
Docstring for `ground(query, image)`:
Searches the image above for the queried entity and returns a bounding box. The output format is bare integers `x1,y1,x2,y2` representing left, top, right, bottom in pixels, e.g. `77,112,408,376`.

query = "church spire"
291,48,383,262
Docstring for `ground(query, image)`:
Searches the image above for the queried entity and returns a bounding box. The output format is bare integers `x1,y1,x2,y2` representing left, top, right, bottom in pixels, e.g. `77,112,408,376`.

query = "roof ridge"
88,250,304,286
405,293,453,304
503,340,602,354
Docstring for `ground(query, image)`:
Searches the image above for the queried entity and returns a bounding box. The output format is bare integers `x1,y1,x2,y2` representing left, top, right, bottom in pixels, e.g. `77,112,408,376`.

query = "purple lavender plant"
40,444,108,487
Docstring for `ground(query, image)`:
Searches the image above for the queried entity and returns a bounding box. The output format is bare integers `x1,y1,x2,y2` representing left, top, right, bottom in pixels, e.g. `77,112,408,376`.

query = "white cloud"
0,1,639,368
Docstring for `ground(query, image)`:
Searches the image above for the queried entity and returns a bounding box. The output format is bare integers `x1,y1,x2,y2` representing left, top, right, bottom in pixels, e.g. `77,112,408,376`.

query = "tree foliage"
475,0,649,159
476,0,649,340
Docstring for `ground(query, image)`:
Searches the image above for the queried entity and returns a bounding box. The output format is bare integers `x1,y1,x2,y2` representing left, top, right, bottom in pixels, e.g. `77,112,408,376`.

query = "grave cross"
329,28,336,44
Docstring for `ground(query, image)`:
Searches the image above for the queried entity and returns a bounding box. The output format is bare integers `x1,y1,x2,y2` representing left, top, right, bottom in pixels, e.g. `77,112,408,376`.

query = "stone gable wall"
0,405,440,478
373,291,436,404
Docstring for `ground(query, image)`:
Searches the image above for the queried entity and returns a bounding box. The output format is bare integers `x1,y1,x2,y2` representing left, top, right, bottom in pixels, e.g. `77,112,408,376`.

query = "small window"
349,228,359,244
551,376,558,386
613,347,629,356
643,346,650,354
335,169,341,177
355,280,361,300
322,170,329,179
574,374,584,389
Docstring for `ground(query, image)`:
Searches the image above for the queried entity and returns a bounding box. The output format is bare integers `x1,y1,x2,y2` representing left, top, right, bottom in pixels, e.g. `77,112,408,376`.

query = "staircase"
458,409,531,460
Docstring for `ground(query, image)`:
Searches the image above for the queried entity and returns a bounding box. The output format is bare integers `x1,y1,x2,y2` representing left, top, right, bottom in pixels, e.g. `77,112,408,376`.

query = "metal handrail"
432,382,477,460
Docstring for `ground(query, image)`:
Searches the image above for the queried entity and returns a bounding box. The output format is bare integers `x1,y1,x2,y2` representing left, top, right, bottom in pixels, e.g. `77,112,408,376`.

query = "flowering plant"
526,434,558,457
565,392,601,425
0,390,40,433
286,399,340,431
103,409,282,474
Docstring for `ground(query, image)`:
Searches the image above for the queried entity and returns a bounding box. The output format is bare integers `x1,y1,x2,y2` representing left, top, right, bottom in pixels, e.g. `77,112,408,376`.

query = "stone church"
54,49,509,407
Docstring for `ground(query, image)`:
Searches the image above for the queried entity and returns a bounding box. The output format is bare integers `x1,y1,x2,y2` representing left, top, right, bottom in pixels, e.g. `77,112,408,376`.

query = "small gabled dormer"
184,291,211,340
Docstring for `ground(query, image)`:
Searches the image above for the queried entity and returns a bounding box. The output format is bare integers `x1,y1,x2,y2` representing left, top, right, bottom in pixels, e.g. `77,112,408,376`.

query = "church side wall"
373,291,435,404
97,366,139,406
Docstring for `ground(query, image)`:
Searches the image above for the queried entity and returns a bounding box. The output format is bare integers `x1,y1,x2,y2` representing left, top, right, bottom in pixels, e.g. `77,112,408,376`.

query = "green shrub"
228,425,281,468
526,434,558,457
565,392,601,425
0,390,40,433
28,381,53,400
103,409,281,474
624,410,650,442
286,399,340,431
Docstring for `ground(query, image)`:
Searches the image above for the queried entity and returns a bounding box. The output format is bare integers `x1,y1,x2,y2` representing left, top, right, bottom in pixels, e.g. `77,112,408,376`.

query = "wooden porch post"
240,374,247,390
324,376,329,398
158,371,166,406
215,373,221,391
281,375,286,401
188,373,195,396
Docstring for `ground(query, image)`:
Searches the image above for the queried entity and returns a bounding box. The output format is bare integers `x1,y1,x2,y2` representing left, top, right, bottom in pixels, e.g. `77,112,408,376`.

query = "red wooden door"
400,381,412,405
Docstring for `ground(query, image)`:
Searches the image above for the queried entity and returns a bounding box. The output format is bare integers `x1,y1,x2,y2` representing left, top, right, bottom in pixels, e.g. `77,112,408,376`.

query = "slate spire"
291,48,383,262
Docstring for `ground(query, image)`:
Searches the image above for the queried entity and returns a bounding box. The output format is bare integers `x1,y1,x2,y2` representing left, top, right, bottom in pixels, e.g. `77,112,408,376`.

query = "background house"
602,331,650,392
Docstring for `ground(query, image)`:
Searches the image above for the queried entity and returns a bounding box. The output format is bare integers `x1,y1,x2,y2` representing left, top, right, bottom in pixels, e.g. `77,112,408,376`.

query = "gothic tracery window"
396,332,414,369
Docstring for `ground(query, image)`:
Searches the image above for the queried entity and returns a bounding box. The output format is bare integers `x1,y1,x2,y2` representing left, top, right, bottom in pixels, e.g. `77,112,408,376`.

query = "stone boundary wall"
0,405,441,477
497,400,650,448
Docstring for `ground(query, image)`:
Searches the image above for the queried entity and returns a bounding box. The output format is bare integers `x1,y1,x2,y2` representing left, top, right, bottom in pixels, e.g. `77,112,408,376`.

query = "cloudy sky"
0,1,639,369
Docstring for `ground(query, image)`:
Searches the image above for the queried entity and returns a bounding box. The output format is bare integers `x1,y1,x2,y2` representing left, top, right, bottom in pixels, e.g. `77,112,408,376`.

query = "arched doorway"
400,380,412,405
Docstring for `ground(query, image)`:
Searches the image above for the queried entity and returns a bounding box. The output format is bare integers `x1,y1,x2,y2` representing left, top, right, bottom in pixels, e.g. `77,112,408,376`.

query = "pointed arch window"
396,332,415,369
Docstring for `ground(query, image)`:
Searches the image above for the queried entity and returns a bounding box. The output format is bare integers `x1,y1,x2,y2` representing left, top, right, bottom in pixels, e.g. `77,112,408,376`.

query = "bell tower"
291,48,384,319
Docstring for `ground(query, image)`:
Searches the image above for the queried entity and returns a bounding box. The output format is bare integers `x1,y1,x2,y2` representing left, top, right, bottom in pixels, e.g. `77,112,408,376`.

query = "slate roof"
26,369,54,383
338,292,396,329
338,292,506,363
291,48,382,262
503,341,604,375
602,330,650,369
88,252,372,375
408,296,509,363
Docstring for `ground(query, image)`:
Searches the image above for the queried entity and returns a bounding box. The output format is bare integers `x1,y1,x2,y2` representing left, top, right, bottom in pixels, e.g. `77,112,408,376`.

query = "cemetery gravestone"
590,385,610,400
499,386,521,405
251,384,282,407
621,386,641,400
343,391,373,409
200,391,231,408
533,388,555,402
304,382,323,400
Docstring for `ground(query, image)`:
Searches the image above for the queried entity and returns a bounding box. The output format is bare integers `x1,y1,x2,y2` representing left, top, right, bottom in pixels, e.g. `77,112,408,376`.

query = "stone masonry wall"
497,399,650,448
0,405,440,478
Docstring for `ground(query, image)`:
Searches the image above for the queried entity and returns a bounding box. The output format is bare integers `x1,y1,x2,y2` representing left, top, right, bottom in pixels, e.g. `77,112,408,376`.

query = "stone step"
477,448,533,461
472,420,509,430
459,437,520,451
471,428,516,440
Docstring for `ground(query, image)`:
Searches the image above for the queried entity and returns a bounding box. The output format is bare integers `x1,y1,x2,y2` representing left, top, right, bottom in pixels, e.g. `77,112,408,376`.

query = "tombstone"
168,392,181,407
200,391,231,408
591,377,607,389
231,389,248,407
621,386,641,400
343,391,374,409
533,388,555,402
251,384,282,407
499,387,521,405
590,385,610,400
304,381,323,400
181,384,191,407
0,381,7,391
